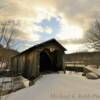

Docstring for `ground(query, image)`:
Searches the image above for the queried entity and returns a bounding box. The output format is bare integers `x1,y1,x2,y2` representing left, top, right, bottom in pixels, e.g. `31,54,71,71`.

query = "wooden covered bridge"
11,39,66,79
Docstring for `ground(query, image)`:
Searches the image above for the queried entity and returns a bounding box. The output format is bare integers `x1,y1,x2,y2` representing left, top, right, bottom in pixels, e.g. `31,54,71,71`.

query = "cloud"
56,17,84,40
17,20,53,41
43,27,53,34
17,32,40,41
0,0,100,52
0,0,57,44
0,0,100,27
0,0,56,21
64,43,88,54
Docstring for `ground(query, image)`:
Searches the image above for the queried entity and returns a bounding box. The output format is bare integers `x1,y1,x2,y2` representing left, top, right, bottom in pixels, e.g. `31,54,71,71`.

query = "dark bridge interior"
39,48,58,73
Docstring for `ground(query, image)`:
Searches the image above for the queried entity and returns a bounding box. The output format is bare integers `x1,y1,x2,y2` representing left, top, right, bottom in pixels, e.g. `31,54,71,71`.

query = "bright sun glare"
57,23,84,40
59,24,84,40
67,25,83,39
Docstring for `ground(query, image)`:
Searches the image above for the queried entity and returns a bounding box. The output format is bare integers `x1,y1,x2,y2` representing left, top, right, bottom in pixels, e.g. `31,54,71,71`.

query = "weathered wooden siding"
31,51,39,78
57,51,64,70
18,54,25,75
26,50,37,78
12,57,18,74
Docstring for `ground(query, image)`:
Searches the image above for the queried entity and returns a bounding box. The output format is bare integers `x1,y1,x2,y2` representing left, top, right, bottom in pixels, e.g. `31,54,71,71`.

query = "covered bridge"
11,39,66,79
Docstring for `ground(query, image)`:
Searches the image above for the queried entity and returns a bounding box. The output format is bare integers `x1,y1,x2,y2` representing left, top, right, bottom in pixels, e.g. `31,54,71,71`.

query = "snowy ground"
2,72,100,100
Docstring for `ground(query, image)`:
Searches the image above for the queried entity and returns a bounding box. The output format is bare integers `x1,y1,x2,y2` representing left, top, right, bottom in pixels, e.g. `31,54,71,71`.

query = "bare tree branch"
86,19,100,50
0,20,19,49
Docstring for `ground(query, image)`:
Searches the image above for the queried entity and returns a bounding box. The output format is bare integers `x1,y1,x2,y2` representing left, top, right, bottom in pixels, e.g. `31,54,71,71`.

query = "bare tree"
0,20,19,49
86,19,100,50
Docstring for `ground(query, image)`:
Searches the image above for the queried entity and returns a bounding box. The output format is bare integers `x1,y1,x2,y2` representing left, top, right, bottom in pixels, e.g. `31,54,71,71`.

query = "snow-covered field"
2,73,100,100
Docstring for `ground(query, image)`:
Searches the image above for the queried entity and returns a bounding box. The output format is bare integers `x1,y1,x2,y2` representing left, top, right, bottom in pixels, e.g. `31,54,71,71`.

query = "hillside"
0,47,18,59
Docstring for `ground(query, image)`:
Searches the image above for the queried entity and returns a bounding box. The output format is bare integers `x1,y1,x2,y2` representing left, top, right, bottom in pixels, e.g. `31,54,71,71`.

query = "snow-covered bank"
0,76,29,95
2,73,100,100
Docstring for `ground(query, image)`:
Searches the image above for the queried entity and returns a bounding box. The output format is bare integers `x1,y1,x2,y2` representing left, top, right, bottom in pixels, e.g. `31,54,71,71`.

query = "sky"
0,0,100,53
